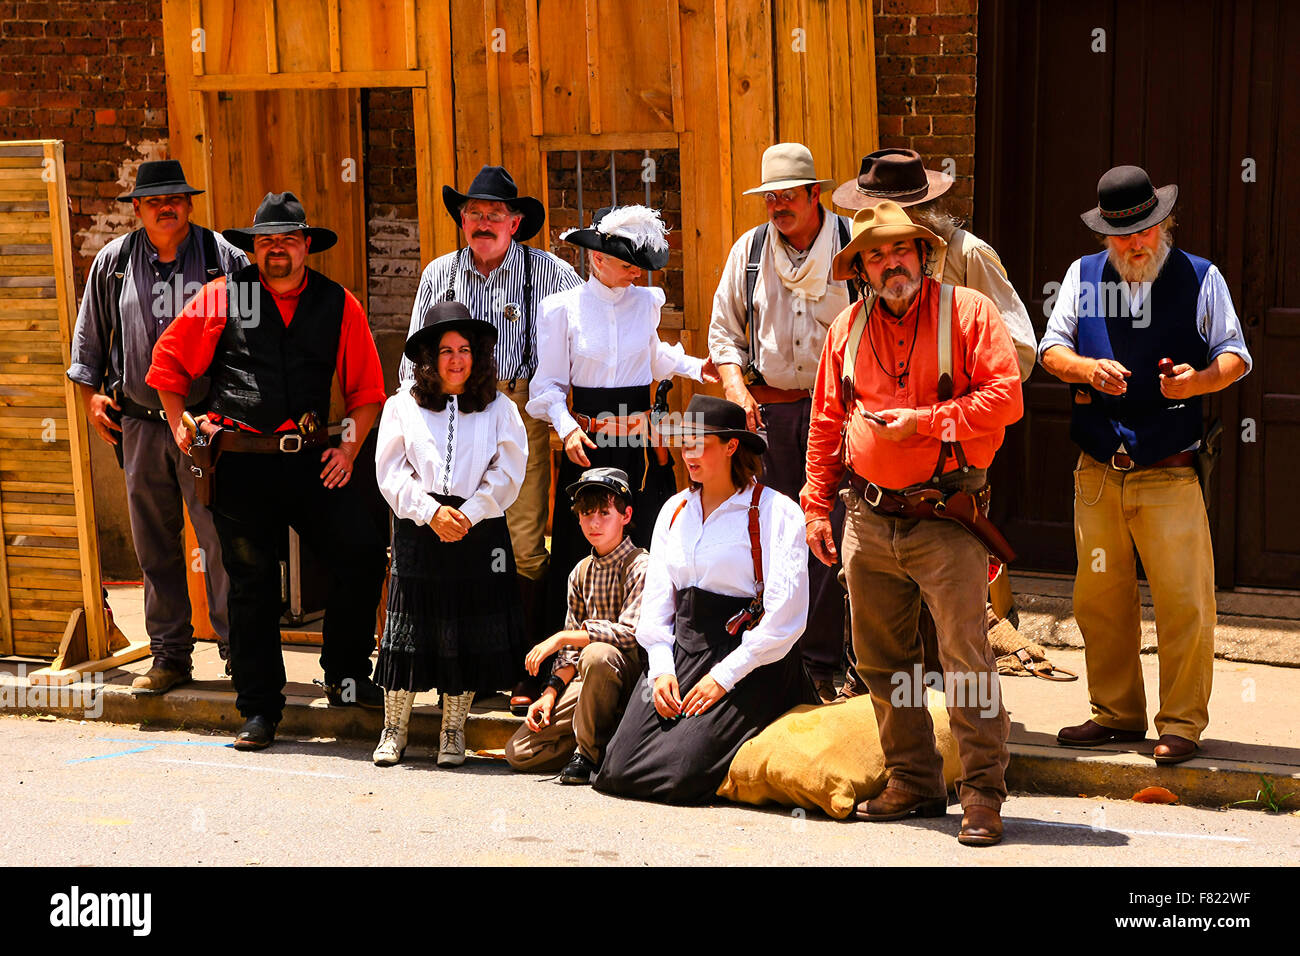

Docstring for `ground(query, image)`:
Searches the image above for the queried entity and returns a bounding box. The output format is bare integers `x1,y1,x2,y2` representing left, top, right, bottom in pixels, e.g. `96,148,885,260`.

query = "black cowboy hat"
404,300,498,362
661,394,766,454
222,191,338,253
442,165,546,244
117,159,204,202
1080,165,1177,236
832,148,953,210
561,206,671,272
565,466,633,502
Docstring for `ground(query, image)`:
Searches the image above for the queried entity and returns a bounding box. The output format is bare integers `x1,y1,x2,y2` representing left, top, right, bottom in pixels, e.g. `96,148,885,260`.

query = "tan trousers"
505,642,639,771
842,481,1009,811
1072,453,1216,742
499,379,552,581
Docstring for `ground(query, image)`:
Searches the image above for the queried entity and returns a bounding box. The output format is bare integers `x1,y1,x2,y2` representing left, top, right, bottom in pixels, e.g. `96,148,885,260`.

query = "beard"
874,266,923,305
1107,227,1173,284
261,255,292,278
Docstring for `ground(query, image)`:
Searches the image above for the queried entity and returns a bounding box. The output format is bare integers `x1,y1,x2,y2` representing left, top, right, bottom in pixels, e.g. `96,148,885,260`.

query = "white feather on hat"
591,205,670,253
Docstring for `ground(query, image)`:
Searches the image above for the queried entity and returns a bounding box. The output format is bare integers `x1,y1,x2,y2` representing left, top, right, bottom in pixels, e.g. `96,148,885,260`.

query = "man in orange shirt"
802,201,1023,846
147,192,388,752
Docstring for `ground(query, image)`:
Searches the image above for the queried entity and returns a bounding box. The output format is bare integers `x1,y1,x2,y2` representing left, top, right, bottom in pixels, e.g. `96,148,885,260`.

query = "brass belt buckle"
1111,454,1134,472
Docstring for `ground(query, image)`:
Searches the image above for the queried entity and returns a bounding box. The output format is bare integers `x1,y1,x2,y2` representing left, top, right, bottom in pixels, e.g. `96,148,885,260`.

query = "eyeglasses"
762,188,806,204
462,210,516,224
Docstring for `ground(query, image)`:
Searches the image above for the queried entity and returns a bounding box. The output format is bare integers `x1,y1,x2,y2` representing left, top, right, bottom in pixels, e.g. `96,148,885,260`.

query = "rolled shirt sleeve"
1200,265,1252,376
1038,260,1083,362
146,278,229,397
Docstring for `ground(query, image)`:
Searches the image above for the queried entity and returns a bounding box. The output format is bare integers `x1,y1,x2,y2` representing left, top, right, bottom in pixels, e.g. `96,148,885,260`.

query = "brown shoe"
1056,719,1146,747
1153,734,1199,765
854,787,948,821
958,805,1003,846
131,665,191,695
812,678,837,705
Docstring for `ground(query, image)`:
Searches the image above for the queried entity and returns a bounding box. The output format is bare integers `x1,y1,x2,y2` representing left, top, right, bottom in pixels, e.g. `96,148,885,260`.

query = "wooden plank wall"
0,141,107,660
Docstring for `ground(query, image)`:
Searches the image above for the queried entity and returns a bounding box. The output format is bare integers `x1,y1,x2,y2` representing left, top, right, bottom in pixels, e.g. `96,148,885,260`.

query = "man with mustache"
803,201,1022,846
1039,165,1251,765
147,192,389,750
399,166,580,714
68,159,247,694
708,143,856,703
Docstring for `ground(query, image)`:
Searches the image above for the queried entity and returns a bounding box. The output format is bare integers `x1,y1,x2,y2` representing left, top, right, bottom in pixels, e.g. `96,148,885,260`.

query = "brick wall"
873,0,979,222
0,0,171,296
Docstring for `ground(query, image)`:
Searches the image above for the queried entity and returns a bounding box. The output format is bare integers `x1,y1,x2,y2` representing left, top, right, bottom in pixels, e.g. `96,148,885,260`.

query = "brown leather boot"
958,805,1004,846
854,786,948,821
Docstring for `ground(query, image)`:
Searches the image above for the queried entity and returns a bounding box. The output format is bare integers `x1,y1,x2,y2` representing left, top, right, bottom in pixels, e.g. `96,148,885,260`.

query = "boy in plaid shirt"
506,467,648,783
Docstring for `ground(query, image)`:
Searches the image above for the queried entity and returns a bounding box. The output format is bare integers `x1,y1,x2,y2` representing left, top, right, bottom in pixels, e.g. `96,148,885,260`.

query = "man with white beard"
1039,165,1251,766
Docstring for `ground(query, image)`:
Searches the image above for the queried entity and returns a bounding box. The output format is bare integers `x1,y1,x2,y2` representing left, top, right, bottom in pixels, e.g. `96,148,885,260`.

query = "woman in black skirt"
593,395,817,804
372,301,528,767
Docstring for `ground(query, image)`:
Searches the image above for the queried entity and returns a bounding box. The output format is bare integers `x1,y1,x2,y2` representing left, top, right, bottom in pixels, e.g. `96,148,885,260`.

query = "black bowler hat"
1080,165,1177,236
442,165,546,243
566,466,633,502
404,300,497,362
222,191,338,253
661,395,766,454
117,159,204,202
560,206,671,271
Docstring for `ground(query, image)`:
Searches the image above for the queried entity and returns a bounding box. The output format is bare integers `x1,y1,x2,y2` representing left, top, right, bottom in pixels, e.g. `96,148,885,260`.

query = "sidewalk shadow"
1011,719,1300,768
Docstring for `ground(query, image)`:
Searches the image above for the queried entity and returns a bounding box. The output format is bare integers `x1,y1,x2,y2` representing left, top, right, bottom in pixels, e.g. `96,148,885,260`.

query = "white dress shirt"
528,276,706,438
637,482,809,692
375,386,528,528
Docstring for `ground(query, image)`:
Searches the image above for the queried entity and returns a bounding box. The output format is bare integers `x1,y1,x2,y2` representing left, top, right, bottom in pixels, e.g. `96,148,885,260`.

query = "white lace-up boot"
372,689,414,766
436,691,475,767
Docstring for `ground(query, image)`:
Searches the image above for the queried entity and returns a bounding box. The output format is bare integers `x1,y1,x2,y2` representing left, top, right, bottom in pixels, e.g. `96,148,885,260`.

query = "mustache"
472,230,497,240
882,267,910,281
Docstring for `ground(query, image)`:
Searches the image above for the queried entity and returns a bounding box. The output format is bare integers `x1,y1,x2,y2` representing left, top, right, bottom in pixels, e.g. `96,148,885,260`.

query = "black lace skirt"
375,496,526,695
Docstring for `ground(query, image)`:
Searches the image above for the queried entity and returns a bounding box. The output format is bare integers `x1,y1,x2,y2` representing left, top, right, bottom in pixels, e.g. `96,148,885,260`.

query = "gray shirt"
68,225,248,408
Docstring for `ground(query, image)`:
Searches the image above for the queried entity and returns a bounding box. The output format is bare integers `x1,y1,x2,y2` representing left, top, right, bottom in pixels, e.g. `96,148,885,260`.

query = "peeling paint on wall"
74,138,169,259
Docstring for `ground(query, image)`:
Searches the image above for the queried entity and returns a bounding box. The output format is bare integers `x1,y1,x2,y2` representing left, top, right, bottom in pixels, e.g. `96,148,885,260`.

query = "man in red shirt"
802,201,1023,846
147,192,388,751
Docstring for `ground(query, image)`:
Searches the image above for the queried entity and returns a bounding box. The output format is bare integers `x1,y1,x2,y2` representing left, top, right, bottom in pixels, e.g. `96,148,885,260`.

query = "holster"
188,430,225,508
916,489,1017,566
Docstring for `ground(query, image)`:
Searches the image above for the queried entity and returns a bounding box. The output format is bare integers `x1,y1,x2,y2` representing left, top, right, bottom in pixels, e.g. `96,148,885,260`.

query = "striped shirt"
555,535,648,673
399,241,581,387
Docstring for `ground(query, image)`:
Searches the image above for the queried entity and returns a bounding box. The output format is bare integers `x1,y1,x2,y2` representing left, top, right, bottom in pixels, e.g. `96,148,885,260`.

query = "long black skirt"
375,495,526,695
544,383,678,632
592,586,818,805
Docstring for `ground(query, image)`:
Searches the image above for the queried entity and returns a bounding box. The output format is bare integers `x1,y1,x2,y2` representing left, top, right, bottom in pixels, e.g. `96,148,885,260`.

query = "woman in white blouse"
528,205,717,636
593,395,816,804
371,301,528,768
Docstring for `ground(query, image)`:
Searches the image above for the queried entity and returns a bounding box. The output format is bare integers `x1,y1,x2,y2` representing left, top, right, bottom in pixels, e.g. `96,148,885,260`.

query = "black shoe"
233,715,278,751
316,675,384,710
558,752,597,785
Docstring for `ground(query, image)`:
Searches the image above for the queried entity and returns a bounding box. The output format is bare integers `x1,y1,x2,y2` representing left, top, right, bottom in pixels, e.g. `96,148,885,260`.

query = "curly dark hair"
409,326,498,413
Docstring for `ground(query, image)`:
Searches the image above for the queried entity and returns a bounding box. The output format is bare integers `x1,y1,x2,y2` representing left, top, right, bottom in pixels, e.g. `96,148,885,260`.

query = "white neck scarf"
763,209,835,303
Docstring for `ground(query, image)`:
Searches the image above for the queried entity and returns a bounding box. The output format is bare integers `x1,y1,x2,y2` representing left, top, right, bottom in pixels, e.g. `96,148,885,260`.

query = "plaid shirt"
554,536,647,674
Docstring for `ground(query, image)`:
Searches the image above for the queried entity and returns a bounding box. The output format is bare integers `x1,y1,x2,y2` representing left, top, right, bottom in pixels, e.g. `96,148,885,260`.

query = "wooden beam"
524,0,543,136
189,89,214,227
712,0,733,237
484,0,503,165
190,70,427,91
584,0,601,134
327,0,342,72
667,0,685,133
539,132,680,152
417,0,460,259
404,0,418,69
264,0,278,73
412,84,435,269
189,0,204,76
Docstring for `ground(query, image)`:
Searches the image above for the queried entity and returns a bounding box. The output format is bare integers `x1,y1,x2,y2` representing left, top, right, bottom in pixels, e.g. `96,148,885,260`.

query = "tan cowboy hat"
832,201,946,280
742,143,833,195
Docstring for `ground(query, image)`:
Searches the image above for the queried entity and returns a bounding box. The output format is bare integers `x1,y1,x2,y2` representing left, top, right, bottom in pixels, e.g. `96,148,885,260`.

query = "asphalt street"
4,715,1297,867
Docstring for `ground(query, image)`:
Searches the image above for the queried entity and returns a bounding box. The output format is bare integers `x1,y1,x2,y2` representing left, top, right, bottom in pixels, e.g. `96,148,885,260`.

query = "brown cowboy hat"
1080,165,1177,236
832,148,953,210
832,201,945,281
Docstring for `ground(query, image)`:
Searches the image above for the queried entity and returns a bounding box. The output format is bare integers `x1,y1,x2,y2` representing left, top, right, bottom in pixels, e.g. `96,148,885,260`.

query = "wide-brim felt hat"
442,165,546,243
560,205,671,271
1080,165,1178,236
832,148,953,210
742,143,833,195
565,466,633,502
222,191,338,253
117,159,204,201
404,300,498,362
660,395,766,454
832,201,945,281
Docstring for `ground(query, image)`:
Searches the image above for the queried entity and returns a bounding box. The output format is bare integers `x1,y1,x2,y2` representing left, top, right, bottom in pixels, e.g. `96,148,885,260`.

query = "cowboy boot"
372,689,414,767
437,691,475,767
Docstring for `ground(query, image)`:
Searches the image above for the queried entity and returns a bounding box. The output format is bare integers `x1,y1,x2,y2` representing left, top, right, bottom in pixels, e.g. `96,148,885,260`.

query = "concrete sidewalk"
3,583,1297,813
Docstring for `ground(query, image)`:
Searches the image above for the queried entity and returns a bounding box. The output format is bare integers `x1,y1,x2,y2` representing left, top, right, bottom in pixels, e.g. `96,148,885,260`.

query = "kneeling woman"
593,396,817,804
372,301,528,767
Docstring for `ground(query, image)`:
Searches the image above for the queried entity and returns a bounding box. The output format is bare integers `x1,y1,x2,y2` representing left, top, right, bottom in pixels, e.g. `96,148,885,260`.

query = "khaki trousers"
505,642,639,771
499,379,552,581
842,482,1009,810
1072,453,1216,742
